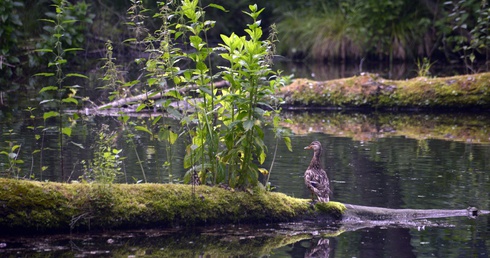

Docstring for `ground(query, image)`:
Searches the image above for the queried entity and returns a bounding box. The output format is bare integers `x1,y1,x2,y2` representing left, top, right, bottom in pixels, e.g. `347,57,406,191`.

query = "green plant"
215,4,291,188
0,130,24,178
416,57,436,77
35,0,88,178
276,0,431,62
0,0,24,91
119,1,292,188
439,0,489,70
36,0,94,62
82,125,123,184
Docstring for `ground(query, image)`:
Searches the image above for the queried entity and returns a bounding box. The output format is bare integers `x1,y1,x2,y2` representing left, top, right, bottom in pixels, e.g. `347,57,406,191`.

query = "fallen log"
342,203,484,221
278,72,490,110
0,178,487,235
97,80,230,110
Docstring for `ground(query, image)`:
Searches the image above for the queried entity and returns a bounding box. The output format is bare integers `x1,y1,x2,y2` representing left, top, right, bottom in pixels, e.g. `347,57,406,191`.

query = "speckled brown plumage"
304,141,330,203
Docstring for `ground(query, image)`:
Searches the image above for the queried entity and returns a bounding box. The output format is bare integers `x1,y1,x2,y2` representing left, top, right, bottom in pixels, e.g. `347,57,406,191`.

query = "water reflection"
0,218,481,257
1,110,490,257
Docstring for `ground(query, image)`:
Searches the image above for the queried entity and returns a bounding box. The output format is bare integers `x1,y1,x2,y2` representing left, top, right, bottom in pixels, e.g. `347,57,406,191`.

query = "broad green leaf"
198,86,213,96
284,137,293,152
62,97,78,105
151,116,162,125
208,3,227,12
34,48,54,53
61,19,78,25
190,35,203,50
196,61,207,72
147,78,158,86
135,104,147,112
243,120,254,131
164,89,183,100
43,111,59,120
12,145,21,151
34,72,55,77
273,115,280,128
64,48,84,52
66,73,88,78
134,126,152,135
62,127,72,137
168,130,178,145
39,18,55,23
259,151,266,164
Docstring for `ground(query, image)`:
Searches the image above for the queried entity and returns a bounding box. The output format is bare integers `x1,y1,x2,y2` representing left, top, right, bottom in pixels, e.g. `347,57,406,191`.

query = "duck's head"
304,141,322,152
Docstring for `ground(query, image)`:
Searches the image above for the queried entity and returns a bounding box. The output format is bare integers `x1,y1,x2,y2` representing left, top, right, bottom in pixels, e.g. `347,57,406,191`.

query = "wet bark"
342,203,485,221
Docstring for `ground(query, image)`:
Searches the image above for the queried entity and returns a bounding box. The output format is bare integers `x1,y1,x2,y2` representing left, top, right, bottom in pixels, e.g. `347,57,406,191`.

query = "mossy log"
0,178,486,235
279,72,490,110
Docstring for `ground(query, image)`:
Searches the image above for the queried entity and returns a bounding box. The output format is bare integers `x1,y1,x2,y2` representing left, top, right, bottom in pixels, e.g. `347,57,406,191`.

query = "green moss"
279,72,490,109
0,178,316,234
315,201,346,219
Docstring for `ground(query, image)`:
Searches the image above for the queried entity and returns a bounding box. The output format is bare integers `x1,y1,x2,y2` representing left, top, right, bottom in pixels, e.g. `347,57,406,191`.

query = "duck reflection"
305,238,332,258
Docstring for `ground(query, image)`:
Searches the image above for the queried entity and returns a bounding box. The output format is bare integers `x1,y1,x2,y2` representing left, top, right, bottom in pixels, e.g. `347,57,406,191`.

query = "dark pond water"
1,109,490,257
1,60,490,256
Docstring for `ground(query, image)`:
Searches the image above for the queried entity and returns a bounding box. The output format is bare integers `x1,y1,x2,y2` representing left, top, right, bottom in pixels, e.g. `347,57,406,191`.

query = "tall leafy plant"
35,0,88,178
216,4,291,187
134,1,291,188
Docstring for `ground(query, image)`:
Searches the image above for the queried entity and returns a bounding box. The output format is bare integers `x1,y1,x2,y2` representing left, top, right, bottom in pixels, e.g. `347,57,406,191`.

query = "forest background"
1,0,489,92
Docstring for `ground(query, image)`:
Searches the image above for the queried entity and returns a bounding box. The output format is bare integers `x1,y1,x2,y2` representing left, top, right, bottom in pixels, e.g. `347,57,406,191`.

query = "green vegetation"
275,0,489,63
1,0,292,190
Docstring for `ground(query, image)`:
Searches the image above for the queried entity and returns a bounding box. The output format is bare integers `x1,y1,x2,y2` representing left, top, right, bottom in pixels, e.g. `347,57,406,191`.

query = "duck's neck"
309,149,323,170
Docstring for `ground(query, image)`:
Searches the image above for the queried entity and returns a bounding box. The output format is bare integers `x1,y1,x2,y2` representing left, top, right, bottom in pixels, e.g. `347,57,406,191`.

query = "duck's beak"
304,145,312,150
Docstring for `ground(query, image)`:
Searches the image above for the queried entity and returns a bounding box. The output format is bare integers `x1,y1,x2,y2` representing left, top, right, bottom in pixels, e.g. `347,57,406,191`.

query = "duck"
304,141,331,203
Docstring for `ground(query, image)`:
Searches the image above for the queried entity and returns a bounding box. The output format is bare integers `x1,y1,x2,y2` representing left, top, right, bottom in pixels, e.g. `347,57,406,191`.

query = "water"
1,60,490,256
1,109,490,257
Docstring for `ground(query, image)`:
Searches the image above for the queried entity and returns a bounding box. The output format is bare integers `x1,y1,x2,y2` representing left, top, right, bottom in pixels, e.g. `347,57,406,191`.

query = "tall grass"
276,1,432,62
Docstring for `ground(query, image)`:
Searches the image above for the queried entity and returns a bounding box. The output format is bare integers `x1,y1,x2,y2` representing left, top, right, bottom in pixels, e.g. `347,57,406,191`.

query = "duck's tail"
317,195,330,203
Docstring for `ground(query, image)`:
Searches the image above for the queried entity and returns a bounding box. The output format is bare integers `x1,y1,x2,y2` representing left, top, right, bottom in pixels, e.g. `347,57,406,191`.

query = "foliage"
82,125,123,184
440,0,490,71
0,130,24,178
416,57,436,77
35,0,88,178
109,0,291,188
0,0,24,91
36,0,94,63
276,0,432,61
